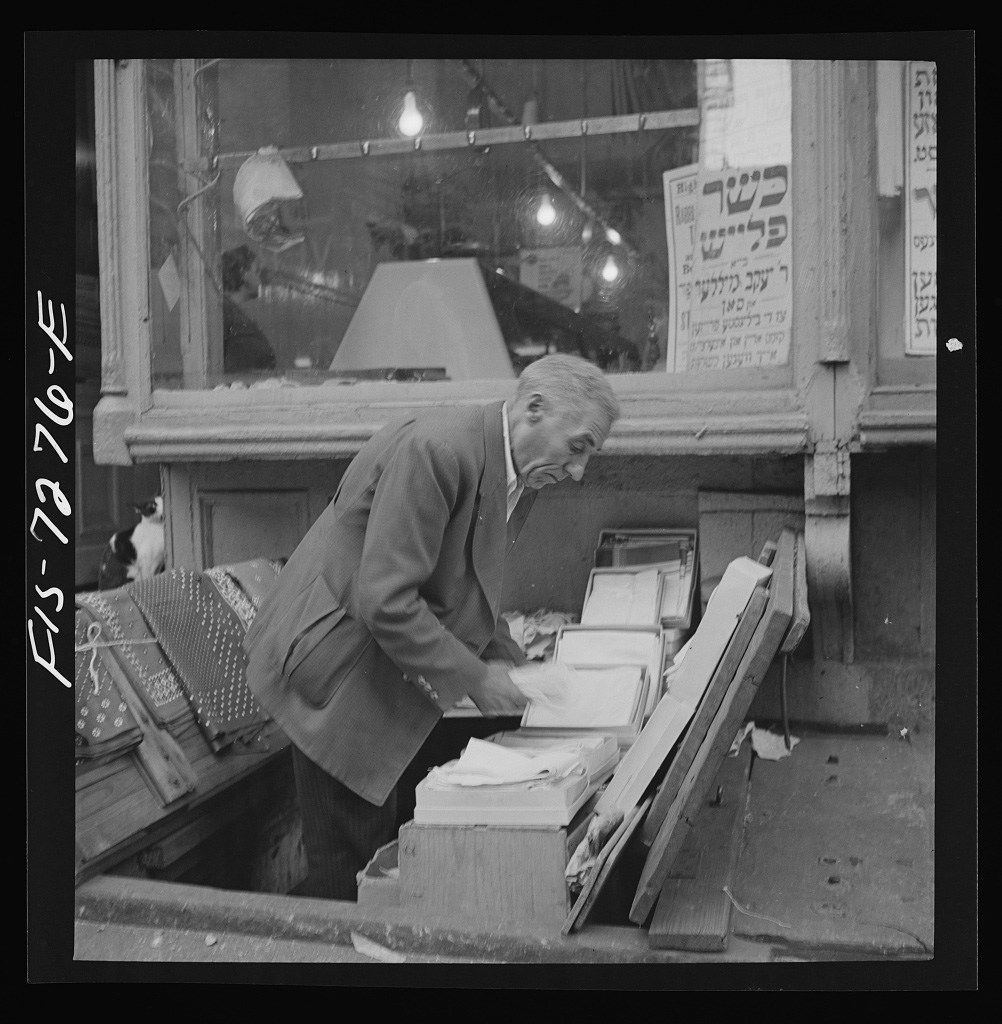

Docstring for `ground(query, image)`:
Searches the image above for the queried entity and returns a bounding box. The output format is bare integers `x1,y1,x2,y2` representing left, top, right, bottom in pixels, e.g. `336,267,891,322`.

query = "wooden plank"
629,529,795,925
640,586,767,846
781,530,811,654
594,556,773,818
562,795,653,935
648,740,752,950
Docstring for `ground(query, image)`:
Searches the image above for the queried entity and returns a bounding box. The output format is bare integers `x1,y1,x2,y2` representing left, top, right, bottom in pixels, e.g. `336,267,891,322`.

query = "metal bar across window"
201,109,700,172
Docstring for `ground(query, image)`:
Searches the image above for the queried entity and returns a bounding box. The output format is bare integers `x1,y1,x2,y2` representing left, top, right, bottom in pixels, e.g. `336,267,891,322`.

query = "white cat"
97,496,165,590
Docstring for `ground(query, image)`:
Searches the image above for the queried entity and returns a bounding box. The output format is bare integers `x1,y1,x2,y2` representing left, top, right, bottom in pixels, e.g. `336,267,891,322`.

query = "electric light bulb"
601,254,619,282
536,193,556,226
581,221,593,244
605,227,622,245
398,90,423,137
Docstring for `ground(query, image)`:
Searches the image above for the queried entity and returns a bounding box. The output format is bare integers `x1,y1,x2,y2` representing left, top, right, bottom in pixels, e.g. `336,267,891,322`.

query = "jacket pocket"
291,622,376,710
281,574,377,710
282,575,346,678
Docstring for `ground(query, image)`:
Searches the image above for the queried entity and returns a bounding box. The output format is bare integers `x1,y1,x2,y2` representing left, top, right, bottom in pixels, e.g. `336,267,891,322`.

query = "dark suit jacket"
244,402,537,805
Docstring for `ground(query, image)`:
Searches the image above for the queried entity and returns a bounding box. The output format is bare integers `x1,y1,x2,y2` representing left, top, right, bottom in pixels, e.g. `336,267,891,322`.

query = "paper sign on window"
664,162,792,372
904,61,936,356
519,247,583,312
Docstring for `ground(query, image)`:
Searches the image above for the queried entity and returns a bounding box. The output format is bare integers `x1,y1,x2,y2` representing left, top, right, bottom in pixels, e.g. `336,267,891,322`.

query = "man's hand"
470,661,529,717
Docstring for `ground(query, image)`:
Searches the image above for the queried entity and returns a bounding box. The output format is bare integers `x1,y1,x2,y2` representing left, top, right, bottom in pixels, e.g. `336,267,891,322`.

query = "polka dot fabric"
74,607,143,762
76,589,190,730
129,568,268,751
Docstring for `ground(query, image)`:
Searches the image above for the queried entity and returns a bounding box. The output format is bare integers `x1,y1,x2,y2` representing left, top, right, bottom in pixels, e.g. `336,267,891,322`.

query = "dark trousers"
291,744,397,901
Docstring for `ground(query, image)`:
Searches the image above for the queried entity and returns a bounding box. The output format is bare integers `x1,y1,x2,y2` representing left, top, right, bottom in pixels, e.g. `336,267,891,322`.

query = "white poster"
904,61,937,356
663,164,699,372
665,162,792,372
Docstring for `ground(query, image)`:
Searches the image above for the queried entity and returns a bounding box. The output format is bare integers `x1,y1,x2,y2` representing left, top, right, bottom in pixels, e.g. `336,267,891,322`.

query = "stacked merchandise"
75,558,284,756
74,559,287,882
412,734,614,827
586,528,699,669
521,627,664,745
74,612,145,766
413,527,699,828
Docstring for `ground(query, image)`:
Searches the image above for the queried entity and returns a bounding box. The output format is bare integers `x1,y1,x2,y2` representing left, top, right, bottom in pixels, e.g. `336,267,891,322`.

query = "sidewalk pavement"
72,729,948,973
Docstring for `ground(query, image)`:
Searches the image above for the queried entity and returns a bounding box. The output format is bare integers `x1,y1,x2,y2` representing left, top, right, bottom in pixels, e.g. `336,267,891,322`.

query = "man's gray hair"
515,354,621,426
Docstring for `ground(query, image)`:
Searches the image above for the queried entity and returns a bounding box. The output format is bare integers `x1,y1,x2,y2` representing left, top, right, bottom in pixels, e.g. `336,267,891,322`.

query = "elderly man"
244,353,620,899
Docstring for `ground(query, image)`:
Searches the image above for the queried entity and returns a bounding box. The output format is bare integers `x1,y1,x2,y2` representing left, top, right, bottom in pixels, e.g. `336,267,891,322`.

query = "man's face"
511,396,611,490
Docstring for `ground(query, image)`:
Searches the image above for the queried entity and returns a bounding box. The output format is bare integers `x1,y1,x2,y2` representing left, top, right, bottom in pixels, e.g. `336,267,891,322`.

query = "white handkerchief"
509,662,574,710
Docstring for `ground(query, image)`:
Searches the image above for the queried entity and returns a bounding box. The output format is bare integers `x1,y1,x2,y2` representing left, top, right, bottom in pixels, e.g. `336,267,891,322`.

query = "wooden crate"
398,810,591,926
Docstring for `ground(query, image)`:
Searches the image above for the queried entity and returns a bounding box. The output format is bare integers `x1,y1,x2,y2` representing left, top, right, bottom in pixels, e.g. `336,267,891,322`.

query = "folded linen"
425,737,585,789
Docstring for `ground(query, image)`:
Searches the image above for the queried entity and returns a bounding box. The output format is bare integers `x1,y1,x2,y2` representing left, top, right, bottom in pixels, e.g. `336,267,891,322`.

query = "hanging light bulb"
605,226,622,246
398,89,423,137
601,254,620,282
536,192,556,226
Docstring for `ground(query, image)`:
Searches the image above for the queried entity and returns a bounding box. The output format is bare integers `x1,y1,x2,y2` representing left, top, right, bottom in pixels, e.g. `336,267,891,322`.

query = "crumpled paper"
565,808,624,892
729,721,800,760
502,609,575,661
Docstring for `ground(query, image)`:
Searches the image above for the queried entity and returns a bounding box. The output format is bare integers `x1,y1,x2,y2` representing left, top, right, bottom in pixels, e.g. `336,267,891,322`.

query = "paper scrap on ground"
425,737,584,788
350,933,407,963
729,721,800,760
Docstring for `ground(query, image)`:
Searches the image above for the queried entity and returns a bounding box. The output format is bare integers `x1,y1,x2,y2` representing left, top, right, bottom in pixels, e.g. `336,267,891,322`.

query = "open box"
591,528,699,631
519,624,668,747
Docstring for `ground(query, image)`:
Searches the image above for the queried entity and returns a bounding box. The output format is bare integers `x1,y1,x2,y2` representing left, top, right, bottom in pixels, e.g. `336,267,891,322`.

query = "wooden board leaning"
629,527,796,926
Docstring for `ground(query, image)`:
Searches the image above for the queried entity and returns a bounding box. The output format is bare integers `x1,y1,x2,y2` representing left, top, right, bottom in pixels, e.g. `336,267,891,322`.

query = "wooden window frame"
92,59,934,467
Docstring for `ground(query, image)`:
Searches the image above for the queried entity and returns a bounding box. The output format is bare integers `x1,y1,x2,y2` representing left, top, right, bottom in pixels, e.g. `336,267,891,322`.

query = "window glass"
144,59,792,390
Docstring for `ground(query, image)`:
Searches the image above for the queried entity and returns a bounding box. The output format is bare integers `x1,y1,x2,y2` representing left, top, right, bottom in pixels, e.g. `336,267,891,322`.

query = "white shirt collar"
501,402,523,521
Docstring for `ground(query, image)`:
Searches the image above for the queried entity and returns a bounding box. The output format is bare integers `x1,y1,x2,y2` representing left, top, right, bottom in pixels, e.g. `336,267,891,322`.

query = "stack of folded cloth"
75,558,284,760
74,609,144,766
413,737,592,827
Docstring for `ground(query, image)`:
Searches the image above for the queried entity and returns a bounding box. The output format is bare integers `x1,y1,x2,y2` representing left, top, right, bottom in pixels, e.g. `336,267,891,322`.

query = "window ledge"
121,408,811,462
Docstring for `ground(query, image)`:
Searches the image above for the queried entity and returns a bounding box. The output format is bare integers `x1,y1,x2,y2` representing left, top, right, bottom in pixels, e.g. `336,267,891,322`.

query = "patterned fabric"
76,589,190,730
129,567,268,752
204,558,283,630
74,608,143,763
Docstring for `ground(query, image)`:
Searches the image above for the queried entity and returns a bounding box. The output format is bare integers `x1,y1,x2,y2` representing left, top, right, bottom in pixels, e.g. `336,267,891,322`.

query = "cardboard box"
546,623,666,725
593,528,699,630
398,807,592,925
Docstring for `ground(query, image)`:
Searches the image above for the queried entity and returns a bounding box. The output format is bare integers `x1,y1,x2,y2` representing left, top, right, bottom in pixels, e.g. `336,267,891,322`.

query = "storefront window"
144,58,793,391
